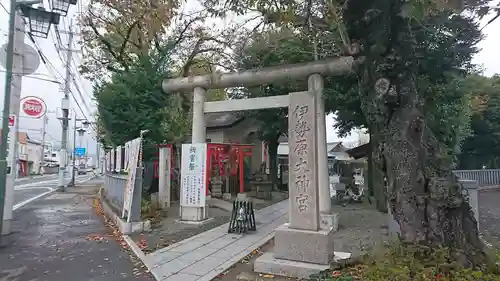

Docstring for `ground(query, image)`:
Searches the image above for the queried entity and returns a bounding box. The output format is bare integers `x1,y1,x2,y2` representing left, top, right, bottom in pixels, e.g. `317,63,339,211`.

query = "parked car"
77,164,87,175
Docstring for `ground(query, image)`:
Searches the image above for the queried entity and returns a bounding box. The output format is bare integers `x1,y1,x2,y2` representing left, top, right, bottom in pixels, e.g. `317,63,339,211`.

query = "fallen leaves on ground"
241,248,262,263
93,198,104,216
137,239,148,250
86,234,105,241
91,198,129,249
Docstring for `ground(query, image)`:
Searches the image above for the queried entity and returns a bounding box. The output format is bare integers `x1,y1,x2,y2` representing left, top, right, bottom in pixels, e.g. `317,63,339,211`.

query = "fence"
103,173,128,211
453,169,500,187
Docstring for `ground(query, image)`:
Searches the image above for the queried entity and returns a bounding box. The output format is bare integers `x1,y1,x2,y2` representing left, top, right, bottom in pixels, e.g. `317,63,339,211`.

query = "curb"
123,235,147,263
478,186,500,192
98,193,151,235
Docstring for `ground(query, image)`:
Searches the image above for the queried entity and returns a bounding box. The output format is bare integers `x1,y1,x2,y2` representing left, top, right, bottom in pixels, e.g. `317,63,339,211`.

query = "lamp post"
50,0,77,16
68,118,87,188
139,129,150,170
0,0,63,239
18,5,60,38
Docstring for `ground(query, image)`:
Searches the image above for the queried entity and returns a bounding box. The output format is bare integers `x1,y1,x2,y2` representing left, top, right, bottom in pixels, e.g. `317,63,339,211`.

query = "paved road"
13,173,97,211
0,178,154,281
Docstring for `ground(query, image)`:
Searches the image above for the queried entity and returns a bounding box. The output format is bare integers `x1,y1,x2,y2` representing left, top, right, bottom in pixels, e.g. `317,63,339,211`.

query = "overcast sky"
0,1,499,154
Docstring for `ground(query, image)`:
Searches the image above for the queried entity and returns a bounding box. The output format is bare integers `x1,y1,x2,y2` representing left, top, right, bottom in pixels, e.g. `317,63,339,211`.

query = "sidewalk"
144,200,289,281
0,180,153,281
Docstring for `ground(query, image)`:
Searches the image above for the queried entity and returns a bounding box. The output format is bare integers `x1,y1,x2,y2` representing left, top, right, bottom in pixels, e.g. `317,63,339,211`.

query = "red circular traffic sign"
21,96,46,118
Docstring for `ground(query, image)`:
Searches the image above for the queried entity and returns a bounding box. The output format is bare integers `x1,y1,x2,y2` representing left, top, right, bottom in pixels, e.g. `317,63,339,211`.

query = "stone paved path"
144,200,289,281
142,199,364,281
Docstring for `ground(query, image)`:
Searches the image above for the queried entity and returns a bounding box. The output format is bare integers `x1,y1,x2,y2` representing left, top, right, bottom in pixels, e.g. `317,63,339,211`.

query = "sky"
0,1,499,154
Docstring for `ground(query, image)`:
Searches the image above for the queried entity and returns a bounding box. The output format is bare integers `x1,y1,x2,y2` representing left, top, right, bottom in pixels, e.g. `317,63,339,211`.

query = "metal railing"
453,169,500,187
103,173,128,211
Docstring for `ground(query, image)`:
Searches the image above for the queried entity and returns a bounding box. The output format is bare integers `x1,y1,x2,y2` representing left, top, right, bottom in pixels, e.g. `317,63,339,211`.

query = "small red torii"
154,143,253,196
207,143,253,194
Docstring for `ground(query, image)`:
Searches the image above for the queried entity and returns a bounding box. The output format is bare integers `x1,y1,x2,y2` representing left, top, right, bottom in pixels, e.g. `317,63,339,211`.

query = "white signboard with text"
180,143,207,207
354,175,364,185
329,175,340,198
122,138,141,222
116,146,122,172
110,149,115,172
124,142,130,171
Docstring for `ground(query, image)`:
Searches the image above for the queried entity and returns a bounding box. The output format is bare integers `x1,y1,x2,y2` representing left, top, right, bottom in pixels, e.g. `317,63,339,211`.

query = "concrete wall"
27,142,43,174
206,130,224,143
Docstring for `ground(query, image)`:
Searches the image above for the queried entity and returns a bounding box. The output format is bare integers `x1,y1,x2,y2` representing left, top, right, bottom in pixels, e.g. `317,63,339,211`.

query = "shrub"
309,242,500,281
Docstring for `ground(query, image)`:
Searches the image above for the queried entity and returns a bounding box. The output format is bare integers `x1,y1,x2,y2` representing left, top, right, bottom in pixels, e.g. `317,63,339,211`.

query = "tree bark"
343,0,486,266
369,132,388,213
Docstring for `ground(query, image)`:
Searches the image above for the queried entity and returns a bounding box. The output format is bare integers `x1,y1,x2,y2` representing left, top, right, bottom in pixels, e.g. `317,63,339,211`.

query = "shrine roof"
205,112,246,129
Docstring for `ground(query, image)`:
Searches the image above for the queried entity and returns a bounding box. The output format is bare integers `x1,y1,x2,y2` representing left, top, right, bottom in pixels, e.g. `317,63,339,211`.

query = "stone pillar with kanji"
254,88,336,278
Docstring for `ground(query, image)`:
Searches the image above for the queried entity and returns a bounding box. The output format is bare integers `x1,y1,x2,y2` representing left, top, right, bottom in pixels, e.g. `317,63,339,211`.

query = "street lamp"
18,5,61,38
77,127,86,137
51,0,77,17
82,120,90,128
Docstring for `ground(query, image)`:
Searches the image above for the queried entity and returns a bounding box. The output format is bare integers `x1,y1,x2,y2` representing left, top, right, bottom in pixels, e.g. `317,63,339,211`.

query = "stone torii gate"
162,57,353,226
162,57,354,225
162,56,354,277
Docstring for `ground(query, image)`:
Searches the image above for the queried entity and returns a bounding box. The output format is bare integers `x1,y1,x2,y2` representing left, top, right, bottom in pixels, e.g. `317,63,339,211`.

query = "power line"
26,31,94,127
0,2,8,14
47,24,96,125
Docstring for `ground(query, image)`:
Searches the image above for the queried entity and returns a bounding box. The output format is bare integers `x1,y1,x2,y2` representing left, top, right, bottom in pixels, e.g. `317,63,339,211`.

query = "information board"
180,143,207,207
122,138,141,222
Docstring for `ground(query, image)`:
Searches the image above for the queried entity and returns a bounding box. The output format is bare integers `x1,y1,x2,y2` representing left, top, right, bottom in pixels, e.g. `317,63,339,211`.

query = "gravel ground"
214,200,389,281
130,192,289,254
213,190,500,281
479,189,500,247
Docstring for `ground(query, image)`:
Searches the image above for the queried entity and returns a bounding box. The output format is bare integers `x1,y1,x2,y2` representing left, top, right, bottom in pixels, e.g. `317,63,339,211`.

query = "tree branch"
171,16,205,50
118,19,141,59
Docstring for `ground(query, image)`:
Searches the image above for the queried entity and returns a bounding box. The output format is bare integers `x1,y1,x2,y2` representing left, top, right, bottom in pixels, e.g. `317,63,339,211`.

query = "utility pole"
38,114,47,175
96,140,100,173
57,25,74,190
0,11,25,237
0,0,65,242
70,117,86,187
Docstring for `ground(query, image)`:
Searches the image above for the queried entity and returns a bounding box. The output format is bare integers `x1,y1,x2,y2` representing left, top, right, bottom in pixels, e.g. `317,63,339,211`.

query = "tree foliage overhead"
459,75,500,169
79,0,241,81
81,0,239,155
78,0,180,78
93,46,192,158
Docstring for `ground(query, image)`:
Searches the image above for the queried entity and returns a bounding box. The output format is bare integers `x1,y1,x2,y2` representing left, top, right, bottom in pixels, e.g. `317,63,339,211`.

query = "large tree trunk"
369,131,387,213
343,0,486,266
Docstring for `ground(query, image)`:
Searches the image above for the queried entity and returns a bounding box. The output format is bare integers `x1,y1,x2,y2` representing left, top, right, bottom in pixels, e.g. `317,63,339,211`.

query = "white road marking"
14,175,94,190
12,175,98,210
13,187,56,210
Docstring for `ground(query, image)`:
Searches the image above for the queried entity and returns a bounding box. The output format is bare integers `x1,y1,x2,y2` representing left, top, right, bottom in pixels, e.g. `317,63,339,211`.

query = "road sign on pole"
74,147,86,157
8,115,15,127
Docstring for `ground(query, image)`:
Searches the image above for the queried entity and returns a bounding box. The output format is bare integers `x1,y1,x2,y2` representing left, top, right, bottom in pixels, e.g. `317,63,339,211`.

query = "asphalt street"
13,172,96,210
0,175,154,281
